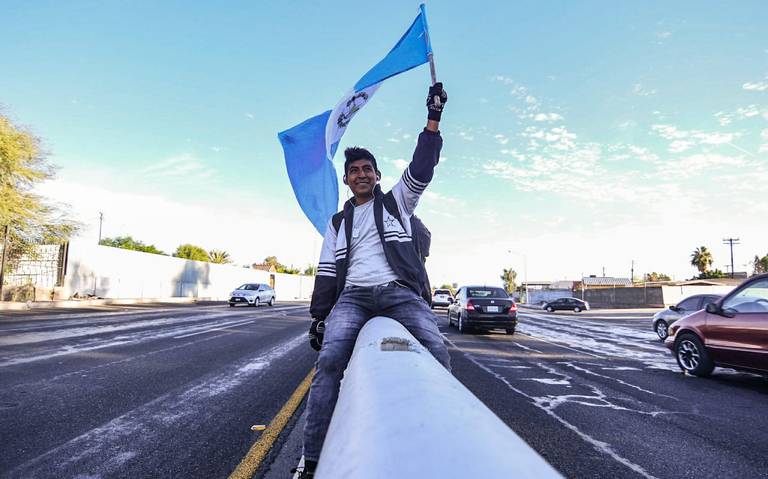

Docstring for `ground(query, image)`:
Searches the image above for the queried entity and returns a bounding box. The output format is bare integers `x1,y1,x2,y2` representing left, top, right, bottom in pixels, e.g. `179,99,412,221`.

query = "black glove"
309,318,325,351
426,82,447,122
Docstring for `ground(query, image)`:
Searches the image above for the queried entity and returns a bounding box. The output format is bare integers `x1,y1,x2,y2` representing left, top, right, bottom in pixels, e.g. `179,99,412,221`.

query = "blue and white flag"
278,4,433,235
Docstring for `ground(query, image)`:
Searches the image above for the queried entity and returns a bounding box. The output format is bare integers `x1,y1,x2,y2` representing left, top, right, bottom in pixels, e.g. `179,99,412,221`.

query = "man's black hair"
343,147,379,175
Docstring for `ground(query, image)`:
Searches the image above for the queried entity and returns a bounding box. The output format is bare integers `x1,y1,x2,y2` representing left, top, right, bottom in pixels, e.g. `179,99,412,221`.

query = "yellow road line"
229,368,314,479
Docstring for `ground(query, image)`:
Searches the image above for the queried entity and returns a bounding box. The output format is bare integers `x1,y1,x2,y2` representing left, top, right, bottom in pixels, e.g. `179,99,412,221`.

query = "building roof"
251,263,277,272
549,280,575,290
582,276,632,287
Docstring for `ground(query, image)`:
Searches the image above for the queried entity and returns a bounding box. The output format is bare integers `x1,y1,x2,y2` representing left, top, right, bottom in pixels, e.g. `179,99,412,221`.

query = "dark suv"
666,273,768,377
447,286,517,334
542,297,590,313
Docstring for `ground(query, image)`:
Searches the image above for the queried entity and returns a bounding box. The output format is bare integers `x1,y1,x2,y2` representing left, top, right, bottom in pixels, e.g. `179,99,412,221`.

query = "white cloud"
668,140,694,153
651,124,688,140
245,113,255,119
533,113,563,122
36,178,319,269
658,153,746,179
494,134,509,145
392,159,408,171
140,154,212,180
693,131,739,145
632,83,657,96
386,138,400,143
743,81,768,92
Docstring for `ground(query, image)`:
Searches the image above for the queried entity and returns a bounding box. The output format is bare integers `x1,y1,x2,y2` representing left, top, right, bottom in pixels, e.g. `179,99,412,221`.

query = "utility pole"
98,211,104,244
0,224,8,301
602,266,605,277
722,238,740,278
630,260,634,284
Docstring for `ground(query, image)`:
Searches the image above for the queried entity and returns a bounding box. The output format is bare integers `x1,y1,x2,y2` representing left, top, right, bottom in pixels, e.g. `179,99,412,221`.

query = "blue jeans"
303,283,451,461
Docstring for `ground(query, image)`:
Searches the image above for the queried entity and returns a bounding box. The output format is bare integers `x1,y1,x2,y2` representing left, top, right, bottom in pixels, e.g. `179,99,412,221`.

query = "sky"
1,0,767,287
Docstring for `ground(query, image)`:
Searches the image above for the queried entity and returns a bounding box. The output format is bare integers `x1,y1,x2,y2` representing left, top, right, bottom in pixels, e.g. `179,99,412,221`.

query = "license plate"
487,306,500,313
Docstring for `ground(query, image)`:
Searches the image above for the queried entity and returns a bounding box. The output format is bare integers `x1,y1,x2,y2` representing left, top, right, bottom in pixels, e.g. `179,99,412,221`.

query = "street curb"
0,297,208,311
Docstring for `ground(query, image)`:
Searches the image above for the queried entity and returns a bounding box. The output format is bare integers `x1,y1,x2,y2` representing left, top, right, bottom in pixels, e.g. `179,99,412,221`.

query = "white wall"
528,289,574,305
661,284,735,306
62,240,314,301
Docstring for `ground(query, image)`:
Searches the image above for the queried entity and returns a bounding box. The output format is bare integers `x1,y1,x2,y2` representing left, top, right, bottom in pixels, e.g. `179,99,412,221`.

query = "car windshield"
723,279,768,313
237,284,259,291
467,288,508,298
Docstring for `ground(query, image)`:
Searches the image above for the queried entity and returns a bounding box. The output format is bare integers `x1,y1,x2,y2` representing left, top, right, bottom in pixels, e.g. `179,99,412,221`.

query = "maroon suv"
665,273,768,377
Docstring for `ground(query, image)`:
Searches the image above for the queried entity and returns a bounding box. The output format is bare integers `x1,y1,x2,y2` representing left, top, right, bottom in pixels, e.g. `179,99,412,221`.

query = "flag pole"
419,4,437,85
428,53,437,85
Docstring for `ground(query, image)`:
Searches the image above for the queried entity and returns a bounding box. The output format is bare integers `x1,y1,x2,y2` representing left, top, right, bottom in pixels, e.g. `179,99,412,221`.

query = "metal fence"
0,243,68,301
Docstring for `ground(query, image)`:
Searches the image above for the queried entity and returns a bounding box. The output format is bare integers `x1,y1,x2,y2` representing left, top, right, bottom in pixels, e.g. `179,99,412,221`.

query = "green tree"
697,269,727,279
173,244,210,262
500,268,517,294
262,255,300,274
752,254,768,275
1,113,77,269
303,265,317,275
208,249,232,264
264,256,281,268
690,246,713,274
435,283,456,295
644,272,672,282
100,236,166,255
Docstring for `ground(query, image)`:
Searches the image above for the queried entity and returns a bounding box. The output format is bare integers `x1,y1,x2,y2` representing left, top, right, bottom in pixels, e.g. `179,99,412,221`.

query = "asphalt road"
441,307,768,479
2,304,767,479
0,302,316,479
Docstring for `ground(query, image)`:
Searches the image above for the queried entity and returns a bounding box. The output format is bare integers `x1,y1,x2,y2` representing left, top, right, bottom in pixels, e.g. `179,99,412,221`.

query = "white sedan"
229,283,275,307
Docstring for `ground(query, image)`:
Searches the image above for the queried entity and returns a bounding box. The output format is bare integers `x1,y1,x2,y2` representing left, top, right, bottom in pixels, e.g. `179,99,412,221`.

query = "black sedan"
542,297,590,313
447,286,517,334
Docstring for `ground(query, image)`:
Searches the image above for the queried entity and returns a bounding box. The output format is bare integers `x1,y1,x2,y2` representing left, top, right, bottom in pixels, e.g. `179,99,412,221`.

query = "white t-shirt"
344,199,399,287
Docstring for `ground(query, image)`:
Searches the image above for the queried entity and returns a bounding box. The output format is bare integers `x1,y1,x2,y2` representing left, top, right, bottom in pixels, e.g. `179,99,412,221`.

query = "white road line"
443,334,660,479
517,332,605,359
173,318,257,339
6,333,307,478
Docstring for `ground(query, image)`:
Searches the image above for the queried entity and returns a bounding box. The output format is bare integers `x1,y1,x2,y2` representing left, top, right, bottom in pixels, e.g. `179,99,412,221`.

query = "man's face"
346,158,378,199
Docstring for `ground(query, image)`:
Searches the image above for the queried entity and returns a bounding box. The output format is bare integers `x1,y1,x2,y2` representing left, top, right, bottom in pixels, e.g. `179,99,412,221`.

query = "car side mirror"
669,305,679,312
706,302,736,318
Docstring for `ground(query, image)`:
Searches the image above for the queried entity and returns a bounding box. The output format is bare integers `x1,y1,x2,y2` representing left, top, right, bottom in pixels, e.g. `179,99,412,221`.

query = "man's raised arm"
392,83,448,216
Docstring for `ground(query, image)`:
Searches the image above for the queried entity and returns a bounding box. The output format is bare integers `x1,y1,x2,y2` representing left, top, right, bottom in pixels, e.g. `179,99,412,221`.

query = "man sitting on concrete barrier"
299,83,451,478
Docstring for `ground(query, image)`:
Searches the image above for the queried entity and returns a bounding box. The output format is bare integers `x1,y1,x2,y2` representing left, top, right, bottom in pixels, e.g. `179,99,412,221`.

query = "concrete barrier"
316,317,562,479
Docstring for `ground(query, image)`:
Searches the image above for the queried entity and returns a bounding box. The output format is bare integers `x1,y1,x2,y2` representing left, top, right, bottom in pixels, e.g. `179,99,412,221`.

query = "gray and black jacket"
310,128,443,320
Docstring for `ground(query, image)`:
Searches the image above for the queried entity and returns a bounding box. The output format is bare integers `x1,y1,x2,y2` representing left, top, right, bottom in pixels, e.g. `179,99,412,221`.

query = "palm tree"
209,249,232,264
690,246,713,273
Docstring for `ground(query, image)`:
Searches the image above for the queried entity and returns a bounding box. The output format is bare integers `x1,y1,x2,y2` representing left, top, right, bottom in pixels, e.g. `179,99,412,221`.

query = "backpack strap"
331,211,344,234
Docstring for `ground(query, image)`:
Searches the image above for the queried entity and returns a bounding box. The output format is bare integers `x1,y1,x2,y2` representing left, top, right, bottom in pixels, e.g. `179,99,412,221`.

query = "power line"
722,237,740,278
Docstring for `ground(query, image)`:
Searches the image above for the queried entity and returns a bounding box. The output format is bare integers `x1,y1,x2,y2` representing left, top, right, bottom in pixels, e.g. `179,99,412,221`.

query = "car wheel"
574,307,582,313
506,328,515,335
655,320,669,340
458,313,466,334
447,310,453,327
546,306,554,313
268,297,275,306
675,333,714,377
254,297,260,307
229,303,235,308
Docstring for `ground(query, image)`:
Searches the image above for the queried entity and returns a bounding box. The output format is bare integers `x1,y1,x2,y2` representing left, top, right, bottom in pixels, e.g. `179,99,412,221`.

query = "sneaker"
291,459,317,478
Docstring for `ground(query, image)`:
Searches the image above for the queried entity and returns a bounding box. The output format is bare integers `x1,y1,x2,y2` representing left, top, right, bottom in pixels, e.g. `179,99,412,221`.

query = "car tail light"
508,303,517,313
466,300,475,311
